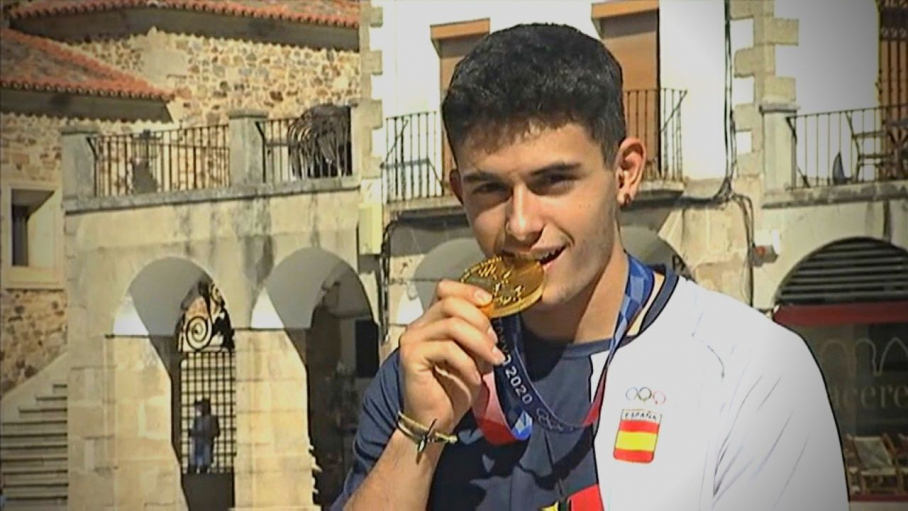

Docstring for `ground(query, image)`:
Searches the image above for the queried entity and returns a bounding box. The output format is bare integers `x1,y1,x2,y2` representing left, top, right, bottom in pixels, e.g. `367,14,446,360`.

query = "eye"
472,182,507,195
543,174,570,185
535,173,575,193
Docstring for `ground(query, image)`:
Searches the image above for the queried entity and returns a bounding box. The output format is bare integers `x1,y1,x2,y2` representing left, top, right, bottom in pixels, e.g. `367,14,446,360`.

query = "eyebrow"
461,162,582,185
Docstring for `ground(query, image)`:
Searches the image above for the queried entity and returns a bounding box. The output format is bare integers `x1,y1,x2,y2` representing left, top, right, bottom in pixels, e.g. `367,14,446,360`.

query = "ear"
449,168,465,205
613,137,646,207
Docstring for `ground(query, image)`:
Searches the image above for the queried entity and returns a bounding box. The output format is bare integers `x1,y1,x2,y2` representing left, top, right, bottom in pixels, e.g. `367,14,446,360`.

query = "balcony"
257,106,352,184
624,88,687,184
87,105,353,198
381,88,687,206
91,125,230,196
381,111,448,204
786,104,908,189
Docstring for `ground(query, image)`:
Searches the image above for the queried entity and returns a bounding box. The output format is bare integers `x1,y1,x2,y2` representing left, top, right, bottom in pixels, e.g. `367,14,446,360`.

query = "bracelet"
396,412,457,453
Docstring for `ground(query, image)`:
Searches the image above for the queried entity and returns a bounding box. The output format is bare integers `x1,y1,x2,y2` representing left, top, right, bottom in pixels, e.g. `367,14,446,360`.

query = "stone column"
66,289,117,510
228,110,267,186
60,124,99,200
110,336,187,510
234,329,317,511
761,103,799,192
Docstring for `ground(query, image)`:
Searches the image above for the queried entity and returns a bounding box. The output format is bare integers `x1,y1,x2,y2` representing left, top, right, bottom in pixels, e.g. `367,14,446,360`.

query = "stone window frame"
0,180,64,290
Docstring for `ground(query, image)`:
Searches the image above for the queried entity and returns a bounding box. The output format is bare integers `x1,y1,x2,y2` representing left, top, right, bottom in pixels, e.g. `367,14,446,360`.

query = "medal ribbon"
472,254,655,443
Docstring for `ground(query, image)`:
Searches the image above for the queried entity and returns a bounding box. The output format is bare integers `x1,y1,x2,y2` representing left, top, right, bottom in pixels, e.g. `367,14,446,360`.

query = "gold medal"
460,256,544,318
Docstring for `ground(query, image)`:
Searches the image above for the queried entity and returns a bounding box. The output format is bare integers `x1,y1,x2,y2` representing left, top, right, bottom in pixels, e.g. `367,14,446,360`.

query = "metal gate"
176,281,237,475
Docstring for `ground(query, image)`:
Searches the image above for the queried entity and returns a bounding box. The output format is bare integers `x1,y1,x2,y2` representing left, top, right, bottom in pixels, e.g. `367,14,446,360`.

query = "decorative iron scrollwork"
288,104,352,179
177,281,234,352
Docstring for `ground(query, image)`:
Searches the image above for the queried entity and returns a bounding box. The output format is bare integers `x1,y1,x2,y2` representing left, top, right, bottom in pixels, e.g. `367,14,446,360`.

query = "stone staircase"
1,381,68,510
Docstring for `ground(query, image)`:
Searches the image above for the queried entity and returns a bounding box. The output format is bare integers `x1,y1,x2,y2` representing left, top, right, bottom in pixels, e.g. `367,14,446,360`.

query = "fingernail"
492,347,506,365
474,289,492,304
486,326,498,344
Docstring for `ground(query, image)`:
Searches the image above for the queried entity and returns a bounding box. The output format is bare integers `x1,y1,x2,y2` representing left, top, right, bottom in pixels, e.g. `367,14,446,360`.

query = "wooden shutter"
433,19,489,187
594,1,660,178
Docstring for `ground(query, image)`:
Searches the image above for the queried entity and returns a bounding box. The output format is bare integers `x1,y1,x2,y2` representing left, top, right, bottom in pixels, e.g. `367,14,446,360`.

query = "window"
432,19,490,186
9,189,55,269
593,1,659,91
3,184,61,289
593,1,673,181
11,204,29,266
878,0,907,111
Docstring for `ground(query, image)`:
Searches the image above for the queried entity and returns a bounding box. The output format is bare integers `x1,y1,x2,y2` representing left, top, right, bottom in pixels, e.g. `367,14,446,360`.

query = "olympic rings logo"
625,386,666,405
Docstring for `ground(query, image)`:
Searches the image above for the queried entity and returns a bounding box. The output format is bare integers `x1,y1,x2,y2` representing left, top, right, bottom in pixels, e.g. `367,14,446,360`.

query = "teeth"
509,249,560,261
535,249,559,261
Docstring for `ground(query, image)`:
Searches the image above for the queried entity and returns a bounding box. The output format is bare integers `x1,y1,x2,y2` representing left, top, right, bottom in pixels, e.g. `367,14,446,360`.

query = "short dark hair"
442,23,626,164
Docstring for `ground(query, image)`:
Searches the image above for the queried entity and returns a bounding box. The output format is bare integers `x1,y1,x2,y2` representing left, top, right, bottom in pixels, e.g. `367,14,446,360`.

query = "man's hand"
398,280,505,435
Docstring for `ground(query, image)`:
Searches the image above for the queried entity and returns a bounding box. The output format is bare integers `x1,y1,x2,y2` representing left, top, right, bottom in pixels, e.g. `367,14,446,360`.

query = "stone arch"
250,247,375,506
774,236,908,305
251,247,372,330
113,256,224,337
765,220,908,307
622,226,692,278
394,237,485,326
110,256,238,510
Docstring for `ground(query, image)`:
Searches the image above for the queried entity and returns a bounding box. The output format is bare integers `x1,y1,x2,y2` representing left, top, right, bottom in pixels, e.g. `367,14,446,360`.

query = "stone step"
4,485,68,500
17,405,66,421
4,470,68,485
1,432,67,445
1,460,68,475
0,438,68,450
4,503,67,511
1,418,67,435
35,394,67,406
50,382,68,397
1,446,68,464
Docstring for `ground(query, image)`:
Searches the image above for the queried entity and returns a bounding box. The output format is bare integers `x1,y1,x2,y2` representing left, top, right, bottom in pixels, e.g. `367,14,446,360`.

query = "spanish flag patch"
613,409,662,463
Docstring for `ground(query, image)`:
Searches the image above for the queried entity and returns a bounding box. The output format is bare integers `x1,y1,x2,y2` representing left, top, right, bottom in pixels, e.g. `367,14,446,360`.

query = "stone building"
1,1,371,509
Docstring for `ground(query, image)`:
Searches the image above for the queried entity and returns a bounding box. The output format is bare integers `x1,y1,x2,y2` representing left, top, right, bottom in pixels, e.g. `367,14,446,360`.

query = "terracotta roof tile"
9,0,359,28
0,28,172,101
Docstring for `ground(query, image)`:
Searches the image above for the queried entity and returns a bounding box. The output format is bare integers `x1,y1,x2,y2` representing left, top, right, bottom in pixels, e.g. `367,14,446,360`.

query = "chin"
535,285,570,310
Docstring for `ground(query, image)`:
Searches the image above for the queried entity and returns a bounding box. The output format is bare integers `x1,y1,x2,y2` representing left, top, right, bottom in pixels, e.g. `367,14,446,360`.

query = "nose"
505,186,543,245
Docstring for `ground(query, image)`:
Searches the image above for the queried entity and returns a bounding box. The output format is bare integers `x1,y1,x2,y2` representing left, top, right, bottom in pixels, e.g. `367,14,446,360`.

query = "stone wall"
0,289,67,394
1,113,63,183
1,113,65,395
0,113,142,396
71,29,361,126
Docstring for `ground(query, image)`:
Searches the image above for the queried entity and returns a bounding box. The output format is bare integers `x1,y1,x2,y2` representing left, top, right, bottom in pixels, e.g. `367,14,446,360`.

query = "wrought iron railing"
258,106,352,184
382,111,445,202
90,125,229,197
787,104,908,188
624,88,687,182
381,92,686,203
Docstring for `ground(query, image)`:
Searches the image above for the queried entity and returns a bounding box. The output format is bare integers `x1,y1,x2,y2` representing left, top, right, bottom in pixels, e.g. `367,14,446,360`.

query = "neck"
522,241,629,343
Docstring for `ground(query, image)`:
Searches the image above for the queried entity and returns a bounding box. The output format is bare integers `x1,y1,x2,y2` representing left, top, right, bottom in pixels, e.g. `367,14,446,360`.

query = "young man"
334,24,847,510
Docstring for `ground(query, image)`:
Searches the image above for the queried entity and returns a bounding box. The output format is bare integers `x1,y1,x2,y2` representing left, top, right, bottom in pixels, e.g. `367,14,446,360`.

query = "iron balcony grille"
258,105,353,184
381,91,686,204
90,125,230,197
778,238,908,305
382,111,445,203
624,88,687,182
786,103,908,188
